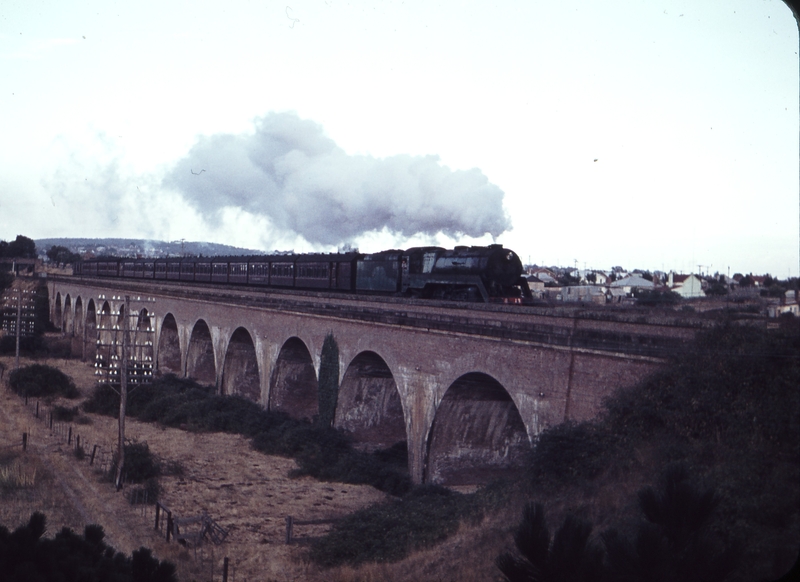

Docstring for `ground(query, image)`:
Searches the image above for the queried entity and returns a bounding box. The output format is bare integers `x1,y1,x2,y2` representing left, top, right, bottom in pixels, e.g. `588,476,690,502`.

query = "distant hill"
35,238,268,259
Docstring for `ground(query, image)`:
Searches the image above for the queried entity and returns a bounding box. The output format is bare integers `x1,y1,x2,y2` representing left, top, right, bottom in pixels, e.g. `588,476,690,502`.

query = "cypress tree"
317,332,339,428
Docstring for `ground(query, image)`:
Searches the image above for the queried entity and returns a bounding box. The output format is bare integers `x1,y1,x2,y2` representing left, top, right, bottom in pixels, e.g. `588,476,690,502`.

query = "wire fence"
16,396,241,582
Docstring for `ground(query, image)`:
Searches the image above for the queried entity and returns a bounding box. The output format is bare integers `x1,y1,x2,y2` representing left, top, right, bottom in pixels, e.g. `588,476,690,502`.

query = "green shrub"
111,441,161,485
529,421,616,487
8,364,79,398
310,484,487,567
0,335,47,355
52,404,79,422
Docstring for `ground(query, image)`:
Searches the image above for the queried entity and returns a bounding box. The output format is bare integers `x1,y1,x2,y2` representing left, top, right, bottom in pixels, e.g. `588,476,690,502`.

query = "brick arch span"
335,350,407,450
424,372,529,486
73,297,84,358
63,294,73,334
132,309,155,379
98,301,113,348
54,292,62,331
157,313,182,375
221,327,260,402
95,301,115,380
74,297,84,336
186,319,216,386
269,336,317,420
85,299,97,361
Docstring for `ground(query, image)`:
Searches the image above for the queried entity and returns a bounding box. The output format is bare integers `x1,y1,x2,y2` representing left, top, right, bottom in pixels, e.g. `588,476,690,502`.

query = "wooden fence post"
22,433,27,451
155,503,160,530
166,510,173,542
68,427,72,445
222,557,229,582
285,516,293,544
35,401,39,418
90,445,98,465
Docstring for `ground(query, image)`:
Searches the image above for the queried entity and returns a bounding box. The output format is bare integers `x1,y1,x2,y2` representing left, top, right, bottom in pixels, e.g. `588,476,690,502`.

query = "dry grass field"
0,350,517,582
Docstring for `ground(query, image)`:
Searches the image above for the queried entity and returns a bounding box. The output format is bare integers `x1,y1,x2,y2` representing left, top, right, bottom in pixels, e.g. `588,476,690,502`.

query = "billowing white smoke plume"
164,112,510,247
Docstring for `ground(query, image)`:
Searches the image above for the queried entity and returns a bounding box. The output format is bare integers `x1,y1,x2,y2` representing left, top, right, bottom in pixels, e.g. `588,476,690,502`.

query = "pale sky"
1,0,798,277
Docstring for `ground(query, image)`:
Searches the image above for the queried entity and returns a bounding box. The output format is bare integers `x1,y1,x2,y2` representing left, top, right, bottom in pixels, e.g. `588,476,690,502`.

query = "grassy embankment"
11,320,798,580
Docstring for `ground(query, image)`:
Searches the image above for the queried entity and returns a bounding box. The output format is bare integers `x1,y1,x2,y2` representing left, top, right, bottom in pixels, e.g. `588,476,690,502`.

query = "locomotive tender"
74,244,531,303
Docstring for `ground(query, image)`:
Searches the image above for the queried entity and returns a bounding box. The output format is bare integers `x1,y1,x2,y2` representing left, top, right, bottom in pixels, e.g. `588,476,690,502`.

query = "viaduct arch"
49,278,690,485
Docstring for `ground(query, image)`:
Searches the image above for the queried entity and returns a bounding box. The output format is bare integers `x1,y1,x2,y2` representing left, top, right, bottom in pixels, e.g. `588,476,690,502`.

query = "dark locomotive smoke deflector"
405,274,490,302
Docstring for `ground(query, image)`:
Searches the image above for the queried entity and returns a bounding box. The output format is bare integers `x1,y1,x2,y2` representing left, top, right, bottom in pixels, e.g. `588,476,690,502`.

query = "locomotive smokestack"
163,112,510,248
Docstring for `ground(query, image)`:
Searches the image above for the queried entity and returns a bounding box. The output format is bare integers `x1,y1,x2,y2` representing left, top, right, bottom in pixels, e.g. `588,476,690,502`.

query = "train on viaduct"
48,276,699,485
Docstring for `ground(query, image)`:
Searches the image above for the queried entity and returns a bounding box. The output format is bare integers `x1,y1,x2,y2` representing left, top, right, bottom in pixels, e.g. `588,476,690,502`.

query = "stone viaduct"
48,276,701,485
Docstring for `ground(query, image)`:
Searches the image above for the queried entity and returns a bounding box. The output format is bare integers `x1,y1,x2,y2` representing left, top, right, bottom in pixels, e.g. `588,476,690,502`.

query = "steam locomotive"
74,244,531,303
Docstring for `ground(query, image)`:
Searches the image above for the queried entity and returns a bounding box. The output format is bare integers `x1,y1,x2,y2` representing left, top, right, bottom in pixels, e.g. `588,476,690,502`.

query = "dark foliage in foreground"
496,502,603,582
527,324,800,581
0,512,177,582
497,468,739,582
83,374,411,496
8,364,79,398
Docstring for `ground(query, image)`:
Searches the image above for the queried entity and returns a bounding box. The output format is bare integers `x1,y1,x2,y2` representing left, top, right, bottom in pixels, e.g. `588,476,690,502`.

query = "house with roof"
530,268,558,285
560,285,607,304
581,270,609,285
668,272,704,298
767,290,799,318
609,274,655,296
524,275,546,298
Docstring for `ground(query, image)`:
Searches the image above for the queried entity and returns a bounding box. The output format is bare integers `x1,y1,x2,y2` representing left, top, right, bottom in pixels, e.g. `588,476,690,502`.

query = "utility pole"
94,294,154,490
15,287,21,371
115,295,130,491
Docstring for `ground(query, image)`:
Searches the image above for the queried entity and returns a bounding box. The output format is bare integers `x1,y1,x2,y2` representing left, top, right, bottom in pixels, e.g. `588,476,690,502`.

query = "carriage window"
250,263,268,277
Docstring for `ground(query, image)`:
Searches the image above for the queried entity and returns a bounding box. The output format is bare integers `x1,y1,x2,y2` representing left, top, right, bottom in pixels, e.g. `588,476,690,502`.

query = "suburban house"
581,270,609,285
560,285,607,304
530,268,558,285
767,290,799,318
668,272,705,298
525,275,546,297
609,274,655,296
